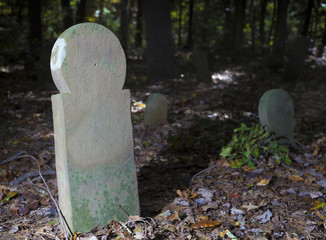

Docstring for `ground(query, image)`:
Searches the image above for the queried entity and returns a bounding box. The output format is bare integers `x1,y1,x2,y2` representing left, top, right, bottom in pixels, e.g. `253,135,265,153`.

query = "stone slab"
144,93,168,127
258,89,296,148
50,23,139,233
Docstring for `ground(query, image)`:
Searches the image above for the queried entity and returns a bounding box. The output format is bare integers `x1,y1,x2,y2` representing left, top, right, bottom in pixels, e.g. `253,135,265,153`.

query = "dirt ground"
0,54,326,239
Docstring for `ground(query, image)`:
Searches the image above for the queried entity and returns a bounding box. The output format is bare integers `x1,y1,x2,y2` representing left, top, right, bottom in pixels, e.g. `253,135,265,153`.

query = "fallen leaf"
191,219,221,228
311,201,325,210
289,175,304,182
1,191,17,203
256,178,270,186
242,202,258,211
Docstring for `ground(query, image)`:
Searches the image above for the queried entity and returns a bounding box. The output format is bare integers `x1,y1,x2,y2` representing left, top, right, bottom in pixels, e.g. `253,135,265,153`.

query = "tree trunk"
186,0,194,49
28,0,42,45
76,0,87,23
267,0,277,51
222,0,233,51
273,0,289,57
259,0,267,50
135,0,143,47
143,0,176,82
232,0,246,51
302,0,314,37
61,0,73,29
178,0,182,49
120,0,129,54
250,0,256,51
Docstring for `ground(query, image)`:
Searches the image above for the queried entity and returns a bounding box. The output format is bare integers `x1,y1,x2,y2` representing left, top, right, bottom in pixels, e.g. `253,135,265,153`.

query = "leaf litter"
0,55,326,239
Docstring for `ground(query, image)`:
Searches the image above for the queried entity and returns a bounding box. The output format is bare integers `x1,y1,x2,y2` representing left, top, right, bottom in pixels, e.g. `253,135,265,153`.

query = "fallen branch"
188,159,226,187
0,151,27,165
10,169,56,186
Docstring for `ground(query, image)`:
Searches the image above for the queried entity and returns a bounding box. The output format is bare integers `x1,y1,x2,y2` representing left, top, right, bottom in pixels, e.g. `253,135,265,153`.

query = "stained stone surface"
144,93,168,128
50,23,139,233
258,89,296,148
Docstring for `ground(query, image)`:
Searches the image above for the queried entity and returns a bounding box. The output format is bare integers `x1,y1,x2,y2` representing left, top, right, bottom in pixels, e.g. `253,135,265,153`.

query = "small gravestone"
258,89,296,148
144,93,168,127
282,35,309,82
50,23,139,233
192,50,212,82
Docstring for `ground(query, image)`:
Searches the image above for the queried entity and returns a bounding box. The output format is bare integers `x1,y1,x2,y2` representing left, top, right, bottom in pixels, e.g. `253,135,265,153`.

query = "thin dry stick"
18,152,70,240
0,151,27,165
188,159,226,187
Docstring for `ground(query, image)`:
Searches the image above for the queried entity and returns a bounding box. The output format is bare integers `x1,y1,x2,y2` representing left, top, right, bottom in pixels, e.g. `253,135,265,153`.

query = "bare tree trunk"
267,0,277,50
250,0,257,51
302,0,314,37
143,0,176,82
232,0,246,51
120,0,129,54
222,0,233,51
273,0,288,57
61,0,73,29
135,0,143,47
186,0,194,48
178,0,182,49
28,0,42,45
76,0,87,23
259,0,267,51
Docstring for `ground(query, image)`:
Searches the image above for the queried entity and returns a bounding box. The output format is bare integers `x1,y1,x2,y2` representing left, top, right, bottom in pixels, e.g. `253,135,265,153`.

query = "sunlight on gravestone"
50,23,139,233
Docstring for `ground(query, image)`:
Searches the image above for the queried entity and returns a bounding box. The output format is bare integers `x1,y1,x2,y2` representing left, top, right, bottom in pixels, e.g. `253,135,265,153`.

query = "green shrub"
220,123,291,168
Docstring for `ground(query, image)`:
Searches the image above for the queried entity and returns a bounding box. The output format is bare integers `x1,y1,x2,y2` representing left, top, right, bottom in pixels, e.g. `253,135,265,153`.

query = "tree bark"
302,0,314,37
178,0,182,49
259,0,267,50
61,0,73,29
76,0,87,23
120,0,129,54
135,0,143,47
28,0,42,45
222,0,233,51
232,0,246,51
273,0,289,57
186,0,194,48
250,0,256,51
143,0,176,82
267,0,277,50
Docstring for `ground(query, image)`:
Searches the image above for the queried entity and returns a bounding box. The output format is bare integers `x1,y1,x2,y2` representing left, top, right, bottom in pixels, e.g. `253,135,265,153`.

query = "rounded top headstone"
50,23,126,94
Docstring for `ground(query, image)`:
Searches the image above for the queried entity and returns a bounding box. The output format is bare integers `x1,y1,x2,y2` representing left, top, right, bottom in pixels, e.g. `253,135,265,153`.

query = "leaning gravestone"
144,93,168,128
50,23,139,233
258,89,296,148
192,50,212,82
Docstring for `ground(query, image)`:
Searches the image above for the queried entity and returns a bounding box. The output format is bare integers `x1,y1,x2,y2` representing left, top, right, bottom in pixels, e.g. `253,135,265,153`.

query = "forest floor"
0,53,326,239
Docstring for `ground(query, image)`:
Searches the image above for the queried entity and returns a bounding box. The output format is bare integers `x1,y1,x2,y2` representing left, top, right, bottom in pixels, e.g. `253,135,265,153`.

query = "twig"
0,151,27,165
14,152,70,240
188,159,226,187
10,169,56,186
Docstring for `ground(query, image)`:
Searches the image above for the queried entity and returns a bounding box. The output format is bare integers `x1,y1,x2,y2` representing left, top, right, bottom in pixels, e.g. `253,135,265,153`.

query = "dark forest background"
1,0,326,84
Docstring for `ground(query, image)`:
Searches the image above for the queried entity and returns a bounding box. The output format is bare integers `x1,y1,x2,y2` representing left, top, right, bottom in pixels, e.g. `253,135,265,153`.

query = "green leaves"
220,123,291,168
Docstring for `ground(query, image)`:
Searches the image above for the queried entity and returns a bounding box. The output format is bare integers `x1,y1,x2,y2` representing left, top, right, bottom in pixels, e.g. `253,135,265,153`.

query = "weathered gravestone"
50,23,139,233
192,50,212,82
282,35,309,82
144,93,168,128
258,89,296,148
